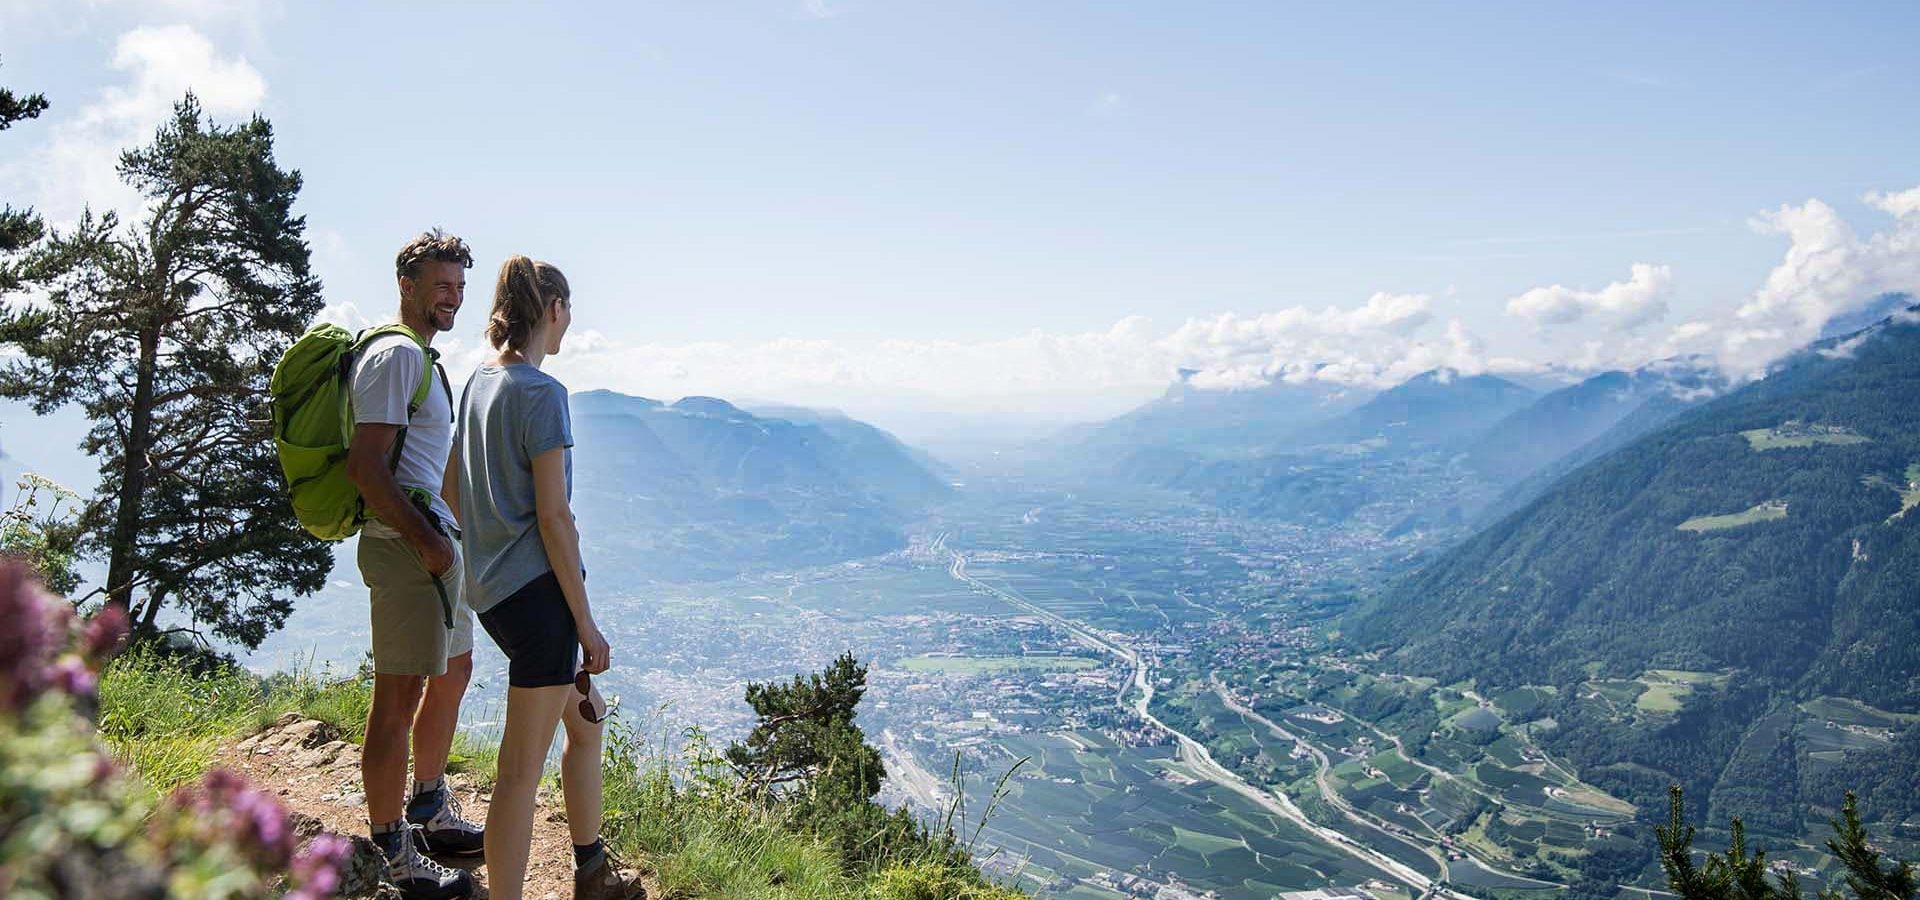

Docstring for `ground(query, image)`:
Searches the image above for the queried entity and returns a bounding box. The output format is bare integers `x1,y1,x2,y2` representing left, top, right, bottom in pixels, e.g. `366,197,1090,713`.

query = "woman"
442,256,643,900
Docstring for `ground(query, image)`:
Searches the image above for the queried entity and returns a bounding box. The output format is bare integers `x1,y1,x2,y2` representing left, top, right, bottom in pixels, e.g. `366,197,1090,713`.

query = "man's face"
400,260,466,333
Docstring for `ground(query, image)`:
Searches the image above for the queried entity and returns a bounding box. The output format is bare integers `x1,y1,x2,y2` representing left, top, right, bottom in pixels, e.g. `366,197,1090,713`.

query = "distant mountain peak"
672,396,748,419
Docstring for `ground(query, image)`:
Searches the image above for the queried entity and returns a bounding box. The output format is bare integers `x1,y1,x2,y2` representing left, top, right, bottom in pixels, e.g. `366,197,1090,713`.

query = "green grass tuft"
97,648,375,794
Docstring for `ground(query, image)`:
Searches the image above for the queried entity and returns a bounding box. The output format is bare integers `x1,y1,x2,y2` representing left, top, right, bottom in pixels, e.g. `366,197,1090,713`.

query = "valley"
242,479,1695,899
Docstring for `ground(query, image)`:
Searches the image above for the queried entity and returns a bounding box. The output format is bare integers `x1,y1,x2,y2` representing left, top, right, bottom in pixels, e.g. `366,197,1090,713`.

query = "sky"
3,0,1920,445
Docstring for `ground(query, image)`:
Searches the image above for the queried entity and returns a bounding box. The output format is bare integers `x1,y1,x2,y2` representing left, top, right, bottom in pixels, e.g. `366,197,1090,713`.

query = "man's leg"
364,673,427,826
411,650,471,785
362,534,474,899
404,547,484,858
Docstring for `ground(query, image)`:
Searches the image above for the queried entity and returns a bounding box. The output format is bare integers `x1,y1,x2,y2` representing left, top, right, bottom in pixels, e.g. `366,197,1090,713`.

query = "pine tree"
726,651,884,801
1,56,51,287
0,94,329,647
1658,785,1916,900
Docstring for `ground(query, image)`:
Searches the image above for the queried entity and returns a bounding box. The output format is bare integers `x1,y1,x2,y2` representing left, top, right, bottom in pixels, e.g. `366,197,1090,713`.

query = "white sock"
412,775,445,799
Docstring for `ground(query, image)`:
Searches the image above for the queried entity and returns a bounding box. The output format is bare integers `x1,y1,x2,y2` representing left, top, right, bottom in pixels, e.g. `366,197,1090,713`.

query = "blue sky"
3,1,1919,435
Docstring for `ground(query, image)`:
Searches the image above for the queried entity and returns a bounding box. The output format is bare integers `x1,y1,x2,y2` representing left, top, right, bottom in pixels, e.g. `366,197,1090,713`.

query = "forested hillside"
1347,310,1920,837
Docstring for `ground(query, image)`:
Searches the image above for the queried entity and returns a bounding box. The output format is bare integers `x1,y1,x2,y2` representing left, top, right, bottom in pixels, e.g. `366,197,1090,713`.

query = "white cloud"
1505,262,1672,330
1866,187,1920,218
1,25,266,226
1715,188,1920,376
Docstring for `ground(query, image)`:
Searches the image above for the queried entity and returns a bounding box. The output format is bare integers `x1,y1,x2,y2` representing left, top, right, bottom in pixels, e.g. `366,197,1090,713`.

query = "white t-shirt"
349,331,455,538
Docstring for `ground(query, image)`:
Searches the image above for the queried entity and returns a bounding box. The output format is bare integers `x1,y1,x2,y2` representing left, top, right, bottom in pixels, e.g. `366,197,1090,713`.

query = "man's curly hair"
394,228,473,279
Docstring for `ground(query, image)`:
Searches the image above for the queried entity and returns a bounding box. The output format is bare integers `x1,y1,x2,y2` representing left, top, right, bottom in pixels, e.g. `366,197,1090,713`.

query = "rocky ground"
216,714,657,900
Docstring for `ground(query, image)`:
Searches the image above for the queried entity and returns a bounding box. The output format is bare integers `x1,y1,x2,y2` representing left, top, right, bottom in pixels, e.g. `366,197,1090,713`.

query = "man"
346,229,484,900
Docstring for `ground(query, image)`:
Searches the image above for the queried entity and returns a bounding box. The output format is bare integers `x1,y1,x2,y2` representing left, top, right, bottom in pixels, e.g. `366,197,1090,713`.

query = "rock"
333,832,401,900
291,739,349,768
289,811,329,840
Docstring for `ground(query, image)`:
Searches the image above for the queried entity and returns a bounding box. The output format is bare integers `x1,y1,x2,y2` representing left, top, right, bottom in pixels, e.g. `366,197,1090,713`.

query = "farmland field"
1678,500,1788,532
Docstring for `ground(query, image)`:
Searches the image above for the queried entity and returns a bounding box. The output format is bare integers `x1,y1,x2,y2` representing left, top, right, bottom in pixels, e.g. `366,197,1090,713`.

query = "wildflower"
91,753,118,786
82,604,131,663
0,562,57,712
285,834,352,900
49,655,97,700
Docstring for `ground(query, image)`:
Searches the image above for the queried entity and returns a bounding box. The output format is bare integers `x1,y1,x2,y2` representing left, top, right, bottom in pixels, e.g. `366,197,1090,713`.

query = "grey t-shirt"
349,331,455,538
454,363,575,613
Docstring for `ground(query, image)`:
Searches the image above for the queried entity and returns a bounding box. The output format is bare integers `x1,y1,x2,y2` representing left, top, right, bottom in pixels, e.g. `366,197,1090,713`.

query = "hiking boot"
574,845,647,900
382,827,475,900
407,785,486,858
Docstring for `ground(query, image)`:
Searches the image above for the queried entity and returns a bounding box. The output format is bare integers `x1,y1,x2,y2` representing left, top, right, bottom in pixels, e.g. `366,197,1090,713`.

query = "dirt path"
216,714,657,900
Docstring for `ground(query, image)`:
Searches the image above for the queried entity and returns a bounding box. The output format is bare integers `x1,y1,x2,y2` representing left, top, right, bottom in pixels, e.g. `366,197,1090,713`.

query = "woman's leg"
484,683,570,900
558,680,607,845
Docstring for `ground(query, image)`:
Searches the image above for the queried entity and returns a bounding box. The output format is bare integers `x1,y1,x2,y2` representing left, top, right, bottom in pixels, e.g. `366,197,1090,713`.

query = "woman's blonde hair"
486,256,570,352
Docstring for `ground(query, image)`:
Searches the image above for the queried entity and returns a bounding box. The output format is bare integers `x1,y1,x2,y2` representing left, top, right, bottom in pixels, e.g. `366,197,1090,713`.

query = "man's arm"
346,422,454,575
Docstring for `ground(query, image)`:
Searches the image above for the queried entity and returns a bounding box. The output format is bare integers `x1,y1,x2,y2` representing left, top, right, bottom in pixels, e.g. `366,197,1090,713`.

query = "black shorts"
477,571,578,688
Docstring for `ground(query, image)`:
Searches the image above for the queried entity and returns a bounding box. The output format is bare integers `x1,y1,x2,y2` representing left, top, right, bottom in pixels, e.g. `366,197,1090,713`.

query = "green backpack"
270,322,449,541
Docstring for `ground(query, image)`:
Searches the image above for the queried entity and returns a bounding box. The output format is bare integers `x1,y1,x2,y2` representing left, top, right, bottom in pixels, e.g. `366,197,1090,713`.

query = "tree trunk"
103,323,160,615
135,585,166,637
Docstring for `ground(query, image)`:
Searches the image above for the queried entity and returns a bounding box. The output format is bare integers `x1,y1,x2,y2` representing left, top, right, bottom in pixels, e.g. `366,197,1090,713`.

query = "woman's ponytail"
486,255,570,352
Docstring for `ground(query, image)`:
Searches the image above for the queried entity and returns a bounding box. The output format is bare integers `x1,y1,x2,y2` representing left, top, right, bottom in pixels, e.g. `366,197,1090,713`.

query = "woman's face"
546,293,572,355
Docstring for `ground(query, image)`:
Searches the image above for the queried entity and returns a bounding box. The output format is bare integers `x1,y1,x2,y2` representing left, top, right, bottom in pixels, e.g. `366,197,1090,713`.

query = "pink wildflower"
82,604,131,663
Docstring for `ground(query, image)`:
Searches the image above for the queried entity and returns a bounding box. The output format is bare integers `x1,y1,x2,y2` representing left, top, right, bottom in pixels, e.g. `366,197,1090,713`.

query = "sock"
370,819,409,859
573,838,606,869
412,775,446,799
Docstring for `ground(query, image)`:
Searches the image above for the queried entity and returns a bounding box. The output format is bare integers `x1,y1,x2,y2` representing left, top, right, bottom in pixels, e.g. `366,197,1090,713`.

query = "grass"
599,723,1025,899
897,655,1099,675
96,649,375,796
1634,682,1689,713
1740,424,1870,450
1798,696,1920,728
1678,500,1788,532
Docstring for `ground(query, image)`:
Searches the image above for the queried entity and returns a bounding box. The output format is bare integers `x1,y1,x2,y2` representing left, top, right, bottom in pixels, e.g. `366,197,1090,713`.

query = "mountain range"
568,391,949,582
1082,364,1722,531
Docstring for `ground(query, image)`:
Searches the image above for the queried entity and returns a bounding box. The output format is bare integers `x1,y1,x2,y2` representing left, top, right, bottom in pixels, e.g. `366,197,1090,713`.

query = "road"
934,533,1482,900
1209,678,1457,876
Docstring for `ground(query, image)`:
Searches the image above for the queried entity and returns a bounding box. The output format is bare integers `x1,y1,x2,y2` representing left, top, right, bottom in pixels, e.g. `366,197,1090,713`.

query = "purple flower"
82,604,130,663
287,834,351,900
0,563,56,712
201,767,246,799
50,655,96,699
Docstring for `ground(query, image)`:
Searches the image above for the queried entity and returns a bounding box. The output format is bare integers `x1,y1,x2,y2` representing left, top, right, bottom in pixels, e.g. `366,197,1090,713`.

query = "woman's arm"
532,446,608,672
441,443,463,530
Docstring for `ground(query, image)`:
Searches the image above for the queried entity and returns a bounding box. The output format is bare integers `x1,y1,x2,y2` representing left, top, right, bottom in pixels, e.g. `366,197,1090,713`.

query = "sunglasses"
575,670,609,724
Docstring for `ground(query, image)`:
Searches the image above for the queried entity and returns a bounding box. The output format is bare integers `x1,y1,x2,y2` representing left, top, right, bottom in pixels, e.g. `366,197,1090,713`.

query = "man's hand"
419,533,456,579
579,618,611,674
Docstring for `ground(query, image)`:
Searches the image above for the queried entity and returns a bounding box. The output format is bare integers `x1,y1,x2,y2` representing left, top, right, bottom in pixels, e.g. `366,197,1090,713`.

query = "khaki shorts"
358,534,474,676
